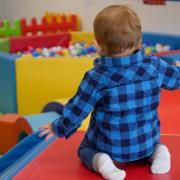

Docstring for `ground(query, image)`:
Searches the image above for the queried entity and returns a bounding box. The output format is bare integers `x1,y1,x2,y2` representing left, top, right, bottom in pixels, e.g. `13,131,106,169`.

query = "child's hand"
174,61,180,67
39,123,55,141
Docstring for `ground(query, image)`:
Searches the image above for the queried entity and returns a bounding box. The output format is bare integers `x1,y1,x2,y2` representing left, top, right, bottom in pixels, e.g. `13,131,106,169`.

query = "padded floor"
159,90,180,134
14,132,180,180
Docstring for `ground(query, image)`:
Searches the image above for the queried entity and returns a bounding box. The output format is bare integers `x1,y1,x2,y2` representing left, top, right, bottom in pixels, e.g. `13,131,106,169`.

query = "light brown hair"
93,5,141,56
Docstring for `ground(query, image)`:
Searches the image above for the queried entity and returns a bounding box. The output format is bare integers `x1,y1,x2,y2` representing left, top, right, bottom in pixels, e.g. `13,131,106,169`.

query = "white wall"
0,0,5,19
1,0,180,35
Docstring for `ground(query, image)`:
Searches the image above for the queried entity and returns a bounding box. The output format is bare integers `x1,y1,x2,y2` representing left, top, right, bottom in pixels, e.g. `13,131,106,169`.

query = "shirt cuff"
51,118,79,138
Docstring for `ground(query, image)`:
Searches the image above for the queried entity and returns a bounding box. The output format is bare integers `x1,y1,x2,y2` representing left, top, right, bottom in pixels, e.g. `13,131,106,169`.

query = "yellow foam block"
44,12,81,30
70,32,94,44
55,98,90,131
16,57,94,115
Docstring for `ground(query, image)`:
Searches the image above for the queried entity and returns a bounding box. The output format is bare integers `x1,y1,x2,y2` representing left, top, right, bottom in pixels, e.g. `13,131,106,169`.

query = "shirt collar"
94,49,145,67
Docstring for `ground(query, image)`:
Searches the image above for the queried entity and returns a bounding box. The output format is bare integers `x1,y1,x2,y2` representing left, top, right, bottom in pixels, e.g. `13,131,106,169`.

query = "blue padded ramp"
0,131,56,179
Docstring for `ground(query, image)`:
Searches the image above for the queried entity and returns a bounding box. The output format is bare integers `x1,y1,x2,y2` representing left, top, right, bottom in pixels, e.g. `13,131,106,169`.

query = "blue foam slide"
0,131,56,180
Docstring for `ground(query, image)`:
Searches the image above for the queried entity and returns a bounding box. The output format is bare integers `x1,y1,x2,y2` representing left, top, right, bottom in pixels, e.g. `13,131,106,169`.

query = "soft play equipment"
0,131,180,180
0,87,179,155
0,53,17,113
0,97,91,154
0,32,180,115
0,38,9,52
0,100,63,154
0,19,21,37
15,53,94,115
0,114,32,154
42,98,91,131
1,87,180,177
44,11,80,31
0,131,56,179
10,32,70,52
0,31,94,115
0,14,79,38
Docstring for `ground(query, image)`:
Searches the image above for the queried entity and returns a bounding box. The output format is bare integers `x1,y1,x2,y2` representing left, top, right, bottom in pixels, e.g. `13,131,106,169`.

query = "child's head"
93,5,141,56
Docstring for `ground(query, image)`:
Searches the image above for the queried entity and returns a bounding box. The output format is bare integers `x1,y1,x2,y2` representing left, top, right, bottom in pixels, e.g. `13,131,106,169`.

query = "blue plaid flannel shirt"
52,49,180,162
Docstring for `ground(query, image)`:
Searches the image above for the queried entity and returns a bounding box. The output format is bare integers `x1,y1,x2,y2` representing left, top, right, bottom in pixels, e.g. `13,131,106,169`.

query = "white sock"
150,144,171,174
92,153,126,180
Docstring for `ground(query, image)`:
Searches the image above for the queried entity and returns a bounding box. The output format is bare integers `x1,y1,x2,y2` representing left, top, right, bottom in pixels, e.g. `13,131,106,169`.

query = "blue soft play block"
163,53,180,60
0,52,17,113
25,112,60,132
142,32,180,49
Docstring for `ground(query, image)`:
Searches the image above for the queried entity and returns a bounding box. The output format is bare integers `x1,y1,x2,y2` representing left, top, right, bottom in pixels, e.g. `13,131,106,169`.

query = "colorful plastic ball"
82,48,88,55
62,49,69,56
163,45,170,51
76,47,82,56
145,47,152,55
88,45,97,53
43,51,50,57
70,48,77,56
69,45,75,50
49,51,56,57
36,48,42,53
57,50,64,56
32,51,40,57
75,43,82,49
28,46,35,53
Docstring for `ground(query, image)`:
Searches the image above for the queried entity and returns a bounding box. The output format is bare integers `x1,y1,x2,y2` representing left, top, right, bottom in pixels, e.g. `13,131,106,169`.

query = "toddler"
39,5,180,180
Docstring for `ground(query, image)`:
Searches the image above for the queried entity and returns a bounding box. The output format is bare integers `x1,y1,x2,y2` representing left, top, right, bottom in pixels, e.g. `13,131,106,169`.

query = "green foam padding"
0,38,9,53
0,19,21,37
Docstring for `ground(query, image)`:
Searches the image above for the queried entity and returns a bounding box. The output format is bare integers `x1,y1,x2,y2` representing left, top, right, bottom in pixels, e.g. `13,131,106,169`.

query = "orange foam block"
0,114,32,153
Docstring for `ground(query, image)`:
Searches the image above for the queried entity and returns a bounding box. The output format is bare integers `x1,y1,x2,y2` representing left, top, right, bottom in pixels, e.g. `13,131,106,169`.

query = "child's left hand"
174,61,180,67
39,123,55,141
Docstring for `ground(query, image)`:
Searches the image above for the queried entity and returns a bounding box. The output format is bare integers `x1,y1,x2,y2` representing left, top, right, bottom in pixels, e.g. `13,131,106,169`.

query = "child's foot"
92,153,126,180
150,144,171,174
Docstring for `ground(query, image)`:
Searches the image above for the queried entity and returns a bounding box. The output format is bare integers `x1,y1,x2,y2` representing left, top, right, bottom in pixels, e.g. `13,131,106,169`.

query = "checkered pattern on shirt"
52,49,180,162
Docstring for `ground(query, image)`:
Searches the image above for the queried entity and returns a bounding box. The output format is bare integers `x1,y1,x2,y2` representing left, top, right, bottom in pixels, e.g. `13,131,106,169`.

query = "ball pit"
14,42,176,58
143,43,172,55
14,43,97,58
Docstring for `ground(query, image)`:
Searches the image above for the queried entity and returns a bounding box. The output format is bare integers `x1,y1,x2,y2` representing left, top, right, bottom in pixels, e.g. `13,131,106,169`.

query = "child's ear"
137,39,142,49
94,39,102,54
138,38,142,48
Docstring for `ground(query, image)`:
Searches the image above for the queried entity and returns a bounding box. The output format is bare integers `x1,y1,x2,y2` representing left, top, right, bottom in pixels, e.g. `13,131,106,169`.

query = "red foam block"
10,33,71,53
155,49,180,57
20,16,78,36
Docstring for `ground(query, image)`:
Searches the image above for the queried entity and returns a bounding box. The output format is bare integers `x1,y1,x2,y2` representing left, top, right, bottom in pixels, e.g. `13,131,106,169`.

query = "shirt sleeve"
158,58,180,90
51,71,101,138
